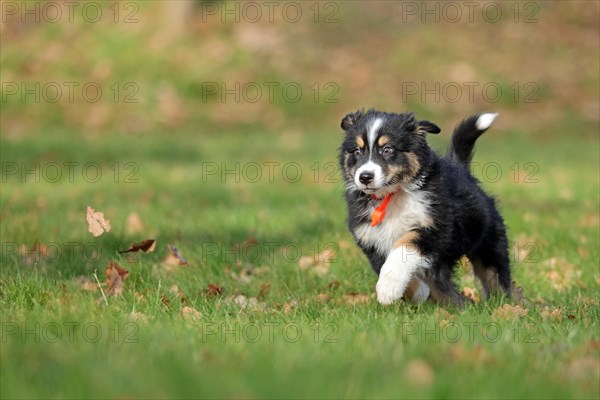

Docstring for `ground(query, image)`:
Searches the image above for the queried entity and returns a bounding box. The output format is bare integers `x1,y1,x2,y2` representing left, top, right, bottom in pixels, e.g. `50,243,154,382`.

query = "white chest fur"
352,190,432,257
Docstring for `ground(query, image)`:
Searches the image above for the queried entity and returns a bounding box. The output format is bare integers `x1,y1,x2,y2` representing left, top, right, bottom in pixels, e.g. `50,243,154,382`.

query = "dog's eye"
382,146,394,156
353,148,362,157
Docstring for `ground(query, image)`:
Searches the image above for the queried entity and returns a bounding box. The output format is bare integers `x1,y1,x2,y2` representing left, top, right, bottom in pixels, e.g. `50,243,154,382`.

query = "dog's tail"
446,113,498,166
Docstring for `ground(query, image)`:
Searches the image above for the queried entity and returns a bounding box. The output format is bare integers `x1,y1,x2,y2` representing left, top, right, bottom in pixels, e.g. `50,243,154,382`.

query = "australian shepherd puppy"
339,109,512,306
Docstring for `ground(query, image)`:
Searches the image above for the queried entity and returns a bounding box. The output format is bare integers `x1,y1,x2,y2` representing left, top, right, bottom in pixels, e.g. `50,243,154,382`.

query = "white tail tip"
476,113,499,130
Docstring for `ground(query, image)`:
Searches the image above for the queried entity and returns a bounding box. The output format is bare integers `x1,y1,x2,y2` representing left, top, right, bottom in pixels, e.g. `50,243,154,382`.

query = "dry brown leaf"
434,308,454,321
169,284,188,303
450,344,492,365
161,292,171,308
126,212,145,234
86,206,111,237
315,293,331,302
540,307,564,321
206,283,224,297
341,292,371,305
164,244,189,266
298,248,336,270
283,300,299,314
257,282,271,298
492,304,528,319
182,306,202,321
119,239,156,254
463,287,480,303
404,359,435,386
105,261,129,297
231,294,265,311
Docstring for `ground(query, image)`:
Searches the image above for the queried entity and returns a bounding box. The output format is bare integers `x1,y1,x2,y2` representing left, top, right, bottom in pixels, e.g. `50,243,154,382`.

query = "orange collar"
370,191,398,226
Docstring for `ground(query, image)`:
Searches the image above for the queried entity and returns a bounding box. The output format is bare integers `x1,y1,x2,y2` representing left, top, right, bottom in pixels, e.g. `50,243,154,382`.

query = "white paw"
376,275,405,305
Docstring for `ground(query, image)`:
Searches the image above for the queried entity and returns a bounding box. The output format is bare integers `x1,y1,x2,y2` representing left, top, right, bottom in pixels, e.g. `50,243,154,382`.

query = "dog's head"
339,109,440,197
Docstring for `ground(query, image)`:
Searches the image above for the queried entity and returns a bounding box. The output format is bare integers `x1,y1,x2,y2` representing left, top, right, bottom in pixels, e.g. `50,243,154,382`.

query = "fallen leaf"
162,244,189,267
206,283,224,297
182,306,202,321
126,212,145,234
492,304,528,319
540,307,564,321
341,292,371,305
119,239,156,254
169,284,188,303
463,287,480,303
230,294,265,311
257,282,271,298
450,344,492,365
283,300,299,314
104,261,129,297
298,248,336,270
315,293,331,302
404,359,435,386
434,308,454,321
86,206,111,237
161,292,171,308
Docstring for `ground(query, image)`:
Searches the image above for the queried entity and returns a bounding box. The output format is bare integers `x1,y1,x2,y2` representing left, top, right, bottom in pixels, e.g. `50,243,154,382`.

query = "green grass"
1,128,598,399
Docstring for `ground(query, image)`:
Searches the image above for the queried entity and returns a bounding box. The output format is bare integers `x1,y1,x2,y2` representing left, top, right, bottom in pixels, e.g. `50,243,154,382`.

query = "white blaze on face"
355,117,385,190
366,117,384,154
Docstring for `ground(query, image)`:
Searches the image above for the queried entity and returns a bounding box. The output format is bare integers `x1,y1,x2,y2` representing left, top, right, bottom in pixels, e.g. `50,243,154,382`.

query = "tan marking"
471,258,500,299
403,278,423,301
356,136,365,148
392,230,419,250
405,152,421,178
378,135,390,146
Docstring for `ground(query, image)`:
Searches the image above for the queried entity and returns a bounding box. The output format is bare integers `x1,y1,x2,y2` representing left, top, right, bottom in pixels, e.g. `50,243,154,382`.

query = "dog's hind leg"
469,224,512,299
422,265,466,307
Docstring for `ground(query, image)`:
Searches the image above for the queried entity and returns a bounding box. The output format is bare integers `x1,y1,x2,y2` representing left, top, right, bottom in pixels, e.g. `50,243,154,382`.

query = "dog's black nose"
359,171,374,185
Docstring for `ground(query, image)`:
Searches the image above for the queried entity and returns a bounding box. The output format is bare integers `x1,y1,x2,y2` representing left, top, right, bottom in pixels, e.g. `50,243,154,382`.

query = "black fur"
339,109,511,306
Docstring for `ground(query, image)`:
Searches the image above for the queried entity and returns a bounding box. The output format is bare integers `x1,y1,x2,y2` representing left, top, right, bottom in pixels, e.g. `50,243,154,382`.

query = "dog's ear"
341,110,364,131
416,120,441,135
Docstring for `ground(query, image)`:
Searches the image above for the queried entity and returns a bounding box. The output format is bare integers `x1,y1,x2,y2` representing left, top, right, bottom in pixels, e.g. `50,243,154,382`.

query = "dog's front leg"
376,232,430,305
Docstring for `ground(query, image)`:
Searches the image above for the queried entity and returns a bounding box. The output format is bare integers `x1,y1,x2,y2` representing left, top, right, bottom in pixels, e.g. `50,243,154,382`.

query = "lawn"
1,1,599,399
1,126,598,399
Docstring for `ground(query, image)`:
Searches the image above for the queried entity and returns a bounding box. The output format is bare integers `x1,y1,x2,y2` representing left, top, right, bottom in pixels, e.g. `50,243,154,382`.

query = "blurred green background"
1,1,598,138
